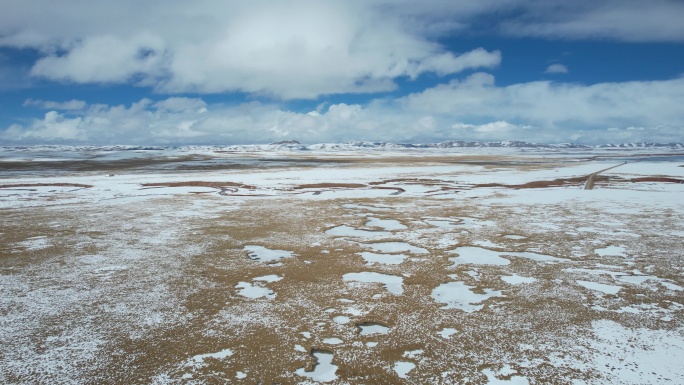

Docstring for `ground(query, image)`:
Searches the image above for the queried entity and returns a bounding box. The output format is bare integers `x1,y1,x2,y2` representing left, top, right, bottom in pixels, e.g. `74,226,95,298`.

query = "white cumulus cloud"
402,73,684,141
545,64,568,74
0,1,502,99
3,75,683,145
23,99,87,110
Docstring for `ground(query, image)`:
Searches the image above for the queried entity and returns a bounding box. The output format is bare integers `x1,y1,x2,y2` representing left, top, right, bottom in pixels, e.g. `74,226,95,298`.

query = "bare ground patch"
0,183,93,189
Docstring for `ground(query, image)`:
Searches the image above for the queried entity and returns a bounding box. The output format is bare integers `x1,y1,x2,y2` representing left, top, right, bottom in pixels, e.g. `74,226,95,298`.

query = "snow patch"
394,361,416,378
326,225,391,238
432,281,503,312
359,252,408,265
576,280,622,295
437,328,458,339
295,350,338,383
343,272,404,295
595,245,626,257
358,241,428,254
501,275,537,285
365,217,407,231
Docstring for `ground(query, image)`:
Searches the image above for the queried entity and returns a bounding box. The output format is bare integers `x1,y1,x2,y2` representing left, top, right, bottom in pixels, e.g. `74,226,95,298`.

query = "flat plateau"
1,147,683,384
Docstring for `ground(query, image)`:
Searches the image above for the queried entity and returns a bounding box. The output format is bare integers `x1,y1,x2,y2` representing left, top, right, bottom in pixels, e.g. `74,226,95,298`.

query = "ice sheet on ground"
236,371,247,379
501,274,537,285
235,282,275,299
450,246,567,265
474,240,502,248
343,272,404,295
365,217,407,231
432,281,503,312
660,282,683,291
449,247,510,266
191,349,233,364
333,316,350,324
576,280,622,295
437,328,458,338
323,338,343,345
358,241,428,254
359,252,408,265
294,350,338,383
325,225,391,238
243,245,293,262
358,323,389,335
394,361,416,378
253,274,282,283
595,245,626,257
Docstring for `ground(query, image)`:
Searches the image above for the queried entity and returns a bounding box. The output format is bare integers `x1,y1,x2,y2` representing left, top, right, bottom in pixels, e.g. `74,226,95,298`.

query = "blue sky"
1,0,683,145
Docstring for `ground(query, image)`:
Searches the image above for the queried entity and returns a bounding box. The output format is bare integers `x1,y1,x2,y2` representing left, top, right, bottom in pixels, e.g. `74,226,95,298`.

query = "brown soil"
628,177,684,183
472,174,684,189
142,181,256,189
293,183,367,189
473,176,596,189
0,183,92,188
368,178,448,186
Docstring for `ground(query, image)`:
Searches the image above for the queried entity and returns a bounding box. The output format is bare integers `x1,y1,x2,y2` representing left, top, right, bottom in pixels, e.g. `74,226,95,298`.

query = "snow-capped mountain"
1,140,682,153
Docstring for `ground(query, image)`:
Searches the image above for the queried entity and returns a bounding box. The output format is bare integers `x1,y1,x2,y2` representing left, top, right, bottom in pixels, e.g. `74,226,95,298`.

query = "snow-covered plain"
1,146,683,384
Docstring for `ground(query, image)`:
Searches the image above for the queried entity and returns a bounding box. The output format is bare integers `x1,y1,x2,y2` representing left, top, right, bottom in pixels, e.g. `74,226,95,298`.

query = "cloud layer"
1,1,682,145
1,1,505,98
4,74,682,145
2,1,683,98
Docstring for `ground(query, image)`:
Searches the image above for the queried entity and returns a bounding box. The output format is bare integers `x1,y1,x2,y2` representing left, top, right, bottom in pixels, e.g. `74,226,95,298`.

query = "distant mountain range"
2,140,683,152
211,140,684,151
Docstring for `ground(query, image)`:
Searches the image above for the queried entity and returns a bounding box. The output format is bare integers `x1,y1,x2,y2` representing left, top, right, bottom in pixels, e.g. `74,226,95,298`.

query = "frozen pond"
253,274,282,283
365,217,407,231
343,272,404,295
437,328,458,339
357,322,389,335
576,280,622,295
431,281,503,312
192,349,233,364
358,241,428,254
449,246,566,266
449,247,510,266
359,252,408,265
393,361,416,378
326,225,391,238
595,245,626,257
501,274,537,285
333,316,350,324
235,281,275,299
235,275,281,299
295,350,338,383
